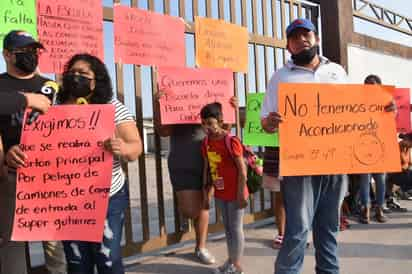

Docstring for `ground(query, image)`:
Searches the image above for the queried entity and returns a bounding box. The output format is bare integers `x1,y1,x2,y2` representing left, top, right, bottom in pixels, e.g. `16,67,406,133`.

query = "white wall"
347,44,412,91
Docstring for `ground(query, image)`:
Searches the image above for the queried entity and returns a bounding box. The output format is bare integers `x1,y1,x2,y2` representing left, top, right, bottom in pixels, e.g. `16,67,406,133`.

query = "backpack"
203,135,263,193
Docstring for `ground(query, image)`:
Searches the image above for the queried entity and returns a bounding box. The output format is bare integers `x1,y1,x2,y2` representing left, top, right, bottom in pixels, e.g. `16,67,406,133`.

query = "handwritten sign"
392,88,411,133
243,93,278,147
157,67,235,124
12,105,115,242
114,5,185,67
278,83,401,176
0,0,37,47
37,0,104,73
195,17,248,73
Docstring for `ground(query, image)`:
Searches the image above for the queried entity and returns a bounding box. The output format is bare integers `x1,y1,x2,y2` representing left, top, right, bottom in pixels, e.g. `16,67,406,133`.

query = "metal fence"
30,0,320,272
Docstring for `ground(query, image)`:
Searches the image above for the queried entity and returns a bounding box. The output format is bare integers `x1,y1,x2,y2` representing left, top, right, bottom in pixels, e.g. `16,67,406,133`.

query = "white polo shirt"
261,56,348,117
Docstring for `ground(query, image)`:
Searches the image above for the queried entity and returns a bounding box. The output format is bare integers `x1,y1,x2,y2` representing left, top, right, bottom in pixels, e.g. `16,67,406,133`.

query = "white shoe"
213,261,231,274
225,264,244,274
195,248,216,265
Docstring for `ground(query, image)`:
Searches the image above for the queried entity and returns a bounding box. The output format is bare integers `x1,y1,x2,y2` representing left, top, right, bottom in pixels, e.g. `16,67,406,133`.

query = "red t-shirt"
202,136,249,201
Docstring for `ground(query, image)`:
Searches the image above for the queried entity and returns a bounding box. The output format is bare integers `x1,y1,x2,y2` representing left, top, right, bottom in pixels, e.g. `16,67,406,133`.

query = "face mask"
63,73,93,98
291,45,319,66
14,52,38,74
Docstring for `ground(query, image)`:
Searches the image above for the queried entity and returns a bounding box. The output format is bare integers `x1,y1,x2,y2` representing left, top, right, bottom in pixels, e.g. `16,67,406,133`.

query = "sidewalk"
126,201,412,274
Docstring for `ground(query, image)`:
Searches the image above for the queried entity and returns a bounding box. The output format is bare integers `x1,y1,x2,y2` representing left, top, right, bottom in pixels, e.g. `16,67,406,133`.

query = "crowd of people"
0,17,411,274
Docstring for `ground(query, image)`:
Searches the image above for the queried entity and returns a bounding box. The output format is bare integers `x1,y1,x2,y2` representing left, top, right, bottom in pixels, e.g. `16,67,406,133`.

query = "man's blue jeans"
63,184,129,274
359,173,385,207
275,175,347,274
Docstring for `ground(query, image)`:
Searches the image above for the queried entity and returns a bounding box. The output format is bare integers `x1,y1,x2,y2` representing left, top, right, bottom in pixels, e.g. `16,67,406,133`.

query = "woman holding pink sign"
57,54,142,274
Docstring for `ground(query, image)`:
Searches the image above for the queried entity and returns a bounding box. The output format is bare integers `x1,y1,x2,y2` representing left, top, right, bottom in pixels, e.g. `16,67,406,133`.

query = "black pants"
0,173,27,274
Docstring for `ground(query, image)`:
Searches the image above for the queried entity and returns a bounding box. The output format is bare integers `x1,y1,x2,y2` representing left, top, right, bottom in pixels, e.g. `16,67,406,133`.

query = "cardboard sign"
0,0,37,47
12,105,115,242
392,88,411,133
157,67,235,124
243,93,278,147
114,5,185,67
195,17,248,73
278,83,401,176
37,0,104,73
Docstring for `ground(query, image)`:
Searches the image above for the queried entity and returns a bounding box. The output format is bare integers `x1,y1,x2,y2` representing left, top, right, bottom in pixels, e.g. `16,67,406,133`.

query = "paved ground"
125,201,412,274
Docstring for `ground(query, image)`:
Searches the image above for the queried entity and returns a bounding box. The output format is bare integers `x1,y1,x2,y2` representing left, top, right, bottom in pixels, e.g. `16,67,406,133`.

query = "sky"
0,0,410,117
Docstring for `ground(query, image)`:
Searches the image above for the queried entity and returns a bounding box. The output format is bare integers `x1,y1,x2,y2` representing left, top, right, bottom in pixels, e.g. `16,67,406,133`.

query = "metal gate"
30,0,320,272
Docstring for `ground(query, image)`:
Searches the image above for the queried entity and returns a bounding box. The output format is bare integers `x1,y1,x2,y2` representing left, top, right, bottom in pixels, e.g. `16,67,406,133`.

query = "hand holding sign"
12,105,115,242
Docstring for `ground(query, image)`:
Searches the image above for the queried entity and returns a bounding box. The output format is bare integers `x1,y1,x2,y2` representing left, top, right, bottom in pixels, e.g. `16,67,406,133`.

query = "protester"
261,18,348,274
358,74,387,224
386,133,412,210
0,30,61,274
200,102,248,274
262,147,285,249
154,90,237,265
54,54,141,274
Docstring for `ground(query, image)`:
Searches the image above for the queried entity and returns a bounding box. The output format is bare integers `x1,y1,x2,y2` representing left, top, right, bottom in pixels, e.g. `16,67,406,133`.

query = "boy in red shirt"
200,102,248,274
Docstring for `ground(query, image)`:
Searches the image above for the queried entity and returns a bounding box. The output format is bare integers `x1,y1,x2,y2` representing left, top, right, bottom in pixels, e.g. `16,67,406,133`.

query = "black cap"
3,30,44,50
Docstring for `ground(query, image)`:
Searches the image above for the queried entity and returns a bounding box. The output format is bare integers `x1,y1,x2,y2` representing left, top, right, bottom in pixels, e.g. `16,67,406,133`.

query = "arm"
261,74,282,133
104,121,143,161
222,96,239,132
233,155,248,209
202,159,212,209
0,92,50,115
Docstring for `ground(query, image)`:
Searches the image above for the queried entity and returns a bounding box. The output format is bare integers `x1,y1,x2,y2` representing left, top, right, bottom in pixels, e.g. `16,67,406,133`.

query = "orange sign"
195,17,248,73
12,105,115,242
114,5,185,67
278,83,401,176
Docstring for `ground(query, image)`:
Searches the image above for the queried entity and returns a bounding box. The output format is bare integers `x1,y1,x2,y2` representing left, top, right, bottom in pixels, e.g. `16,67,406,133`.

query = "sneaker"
224,264,244,274
213,261,232,274
387,197,408,212
195,248,216,265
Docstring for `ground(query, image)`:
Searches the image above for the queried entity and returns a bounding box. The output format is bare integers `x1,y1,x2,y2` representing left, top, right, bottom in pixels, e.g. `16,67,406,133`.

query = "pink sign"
157,67,235,124
37,0,104,73
12,105,115,242
114,5,185,67
393,88,411,133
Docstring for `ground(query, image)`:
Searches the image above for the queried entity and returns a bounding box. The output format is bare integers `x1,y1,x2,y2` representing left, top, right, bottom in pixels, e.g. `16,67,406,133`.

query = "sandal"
272,235,283,249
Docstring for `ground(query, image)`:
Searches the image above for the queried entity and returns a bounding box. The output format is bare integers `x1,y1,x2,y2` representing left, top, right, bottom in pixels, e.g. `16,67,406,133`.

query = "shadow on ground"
127,263,211,274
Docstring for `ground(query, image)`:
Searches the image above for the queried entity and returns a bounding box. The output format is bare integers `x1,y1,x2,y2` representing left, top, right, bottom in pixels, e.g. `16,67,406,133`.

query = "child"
200,102,248,274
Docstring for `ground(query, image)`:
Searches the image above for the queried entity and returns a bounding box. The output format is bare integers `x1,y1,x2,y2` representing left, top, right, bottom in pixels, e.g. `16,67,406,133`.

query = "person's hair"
200,102,223,121
58,53,113,104
364,74,382,85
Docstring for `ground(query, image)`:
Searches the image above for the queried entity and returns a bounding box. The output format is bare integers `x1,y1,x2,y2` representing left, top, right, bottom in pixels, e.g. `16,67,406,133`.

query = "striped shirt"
110,98,135,196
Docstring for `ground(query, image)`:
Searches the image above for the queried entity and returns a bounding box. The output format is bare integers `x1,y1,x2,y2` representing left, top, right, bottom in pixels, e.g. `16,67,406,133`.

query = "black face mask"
291,45,319,66
63,73,93,98
14,52,38,74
